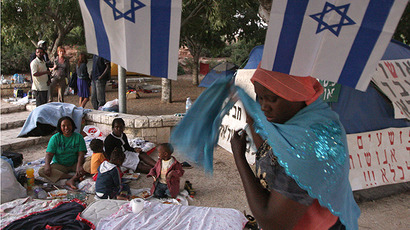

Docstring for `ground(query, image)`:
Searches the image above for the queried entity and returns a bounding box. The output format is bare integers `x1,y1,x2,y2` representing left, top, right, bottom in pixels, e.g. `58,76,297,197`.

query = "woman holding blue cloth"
230,66,360,230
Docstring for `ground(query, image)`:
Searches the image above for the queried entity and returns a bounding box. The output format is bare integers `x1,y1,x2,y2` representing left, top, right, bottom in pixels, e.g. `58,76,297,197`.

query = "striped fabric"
78,0,182,80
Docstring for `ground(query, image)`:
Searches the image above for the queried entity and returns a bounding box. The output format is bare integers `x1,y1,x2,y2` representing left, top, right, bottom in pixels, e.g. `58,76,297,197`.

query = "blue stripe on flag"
84,0,110,60
272,0,309,74
338,0,395,88
151,0,172,78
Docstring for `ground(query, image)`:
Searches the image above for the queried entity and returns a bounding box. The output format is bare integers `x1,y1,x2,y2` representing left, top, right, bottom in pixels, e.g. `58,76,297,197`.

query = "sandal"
181,161,193,169
184,180,196,195
244,212,259,230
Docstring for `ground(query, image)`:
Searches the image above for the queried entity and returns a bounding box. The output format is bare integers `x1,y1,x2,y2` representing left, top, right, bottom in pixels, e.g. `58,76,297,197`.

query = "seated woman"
39,116,87,189
104,118,156,173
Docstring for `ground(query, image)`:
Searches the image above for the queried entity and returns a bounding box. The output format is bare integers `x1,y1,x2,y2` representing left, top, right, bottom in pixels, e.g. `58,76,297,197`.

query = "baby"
147,143,184,198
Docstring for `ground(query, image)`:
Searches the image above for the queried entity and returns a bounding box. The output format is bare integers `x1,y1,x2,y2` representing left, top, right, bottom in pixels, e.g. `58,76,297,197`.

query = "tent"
243,40,410,134
199,62,238,88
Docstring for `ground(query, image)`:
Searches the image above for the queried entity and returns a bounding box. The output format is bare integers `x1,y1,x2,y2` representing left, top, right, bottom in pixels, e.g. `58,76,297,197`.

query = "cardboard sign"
347,127,410,191
372,59,410,120
218,69,257,164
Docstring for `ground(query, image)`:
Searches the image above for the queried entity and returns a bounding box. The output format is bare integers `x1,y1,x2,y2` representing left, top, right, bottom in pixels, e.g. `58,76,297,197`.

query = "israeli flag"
261,0,407,91
78,0,182,80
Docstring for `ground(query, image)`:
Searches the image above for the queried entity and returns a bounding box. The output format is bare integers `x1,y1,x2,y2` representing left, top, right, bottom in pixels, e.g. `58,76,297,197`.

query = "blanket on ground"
18,102,89,137
97,200,247,230
2,198,94,230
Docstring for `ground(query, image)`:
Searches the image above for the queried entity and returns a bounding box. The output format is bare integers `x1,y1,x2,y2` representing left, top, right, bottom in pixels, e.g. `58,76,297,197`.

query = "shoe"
181,161,193,169
244,213,259,230
184,180,196,195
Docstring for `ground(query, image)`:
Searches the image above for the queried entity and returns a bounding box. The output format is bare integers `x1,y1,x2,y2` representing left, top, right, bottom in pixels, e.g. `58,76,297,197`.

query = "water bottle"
185,97,192,113
26,167,35,191
34,187,48,199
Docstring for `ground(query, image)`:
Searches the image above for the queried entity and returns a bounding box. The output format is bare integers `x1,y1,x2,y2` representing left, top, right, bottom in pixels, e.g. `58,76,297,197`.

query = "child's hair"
158,143,174,154
112,118,125,128
90,139,104,152
110,147,125,165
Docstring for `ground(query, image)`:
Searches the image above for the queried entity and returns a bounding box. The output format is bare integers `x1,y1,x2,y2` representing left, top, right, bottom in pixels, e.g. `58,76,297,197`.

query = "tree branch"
181,2,205,27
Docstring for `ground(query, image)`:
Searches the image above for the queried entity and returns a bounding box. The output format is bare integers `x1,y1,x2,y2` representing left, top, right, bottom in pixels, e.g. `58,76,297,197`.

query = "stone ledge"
1,83,31,89
84,111,183,142
84,111,182,128
0,105,26,114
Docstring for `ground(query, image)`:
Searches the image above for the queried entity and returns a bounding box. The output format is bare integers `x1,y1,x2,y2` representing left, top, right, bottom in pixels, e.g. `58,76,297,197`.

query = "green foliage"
64,26,86,46
177,64,186,75
181,0,265,84
1,0,84,74
393,3,410,45
207,59,222,69
228,39,263,67
1,41,32,74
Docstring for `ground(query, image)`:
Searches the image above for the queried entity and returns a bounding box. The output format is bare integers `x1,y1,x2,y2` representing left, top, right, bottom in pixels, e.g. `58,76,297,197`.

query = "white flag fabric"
261,0,408,91
78,0,182,80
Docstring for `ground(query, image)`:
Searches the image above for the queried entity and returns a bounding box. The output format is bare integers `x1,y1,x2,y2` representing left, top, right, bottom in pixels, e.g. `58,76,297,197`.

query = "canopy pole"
118,66,127,113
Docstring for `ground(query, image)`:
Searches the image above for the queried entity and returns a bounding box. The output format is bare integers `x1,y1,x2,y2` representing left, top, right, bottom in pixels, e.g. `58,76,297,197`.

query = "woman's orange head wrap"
250,65,323,105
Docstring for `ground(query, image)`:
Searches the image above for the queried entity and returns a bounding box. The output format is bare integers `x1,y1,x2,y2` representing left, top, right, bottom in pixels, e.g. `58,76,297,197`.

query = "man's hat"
37,40,46,47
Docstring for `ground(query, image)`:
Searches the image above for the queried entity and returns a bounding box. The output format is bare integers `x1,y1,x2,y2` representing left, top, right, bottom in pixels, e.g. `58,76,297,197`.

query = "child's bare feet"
66,178,78,190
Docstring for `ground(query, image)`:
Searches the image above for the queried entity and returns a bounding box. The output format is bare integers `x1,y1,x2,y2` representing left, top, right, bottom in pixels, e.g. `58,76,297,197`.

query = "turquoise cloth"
170,76,360,229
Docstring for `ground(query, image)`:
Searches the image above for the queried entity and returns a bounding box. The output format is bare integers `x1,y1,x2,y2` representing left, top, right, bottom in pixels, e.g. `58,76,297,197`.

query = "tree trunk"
161,78,172,103
192,52,200,86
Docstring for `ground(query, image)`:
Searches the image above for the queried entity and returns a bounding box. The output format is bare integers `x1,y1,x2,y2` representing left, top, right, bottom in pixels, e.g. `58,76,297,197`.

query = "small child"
89,139,107,181
147,143,184,198
95,147,129,200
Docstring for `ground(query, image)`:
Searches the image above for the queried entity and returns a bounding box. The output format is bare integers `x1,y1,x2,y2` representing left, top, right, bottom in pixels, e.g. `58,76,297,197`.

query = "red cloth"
293,200,338,230
251,64,323,105
200,62,210,75
147,156,184,198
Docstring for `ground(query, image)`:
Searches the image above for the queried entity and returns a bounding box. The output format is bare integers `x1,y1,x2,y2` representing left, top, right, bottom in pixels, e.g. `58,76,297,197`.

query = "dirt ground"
5,74,410,229
60,74,206,115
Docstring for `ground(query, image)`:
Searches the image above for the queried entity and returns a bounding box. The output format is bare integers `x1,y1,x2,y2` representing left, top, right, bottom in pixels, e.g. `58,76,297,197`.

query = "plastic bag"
1,159,27,204
83,125,103,138
100,99,119,112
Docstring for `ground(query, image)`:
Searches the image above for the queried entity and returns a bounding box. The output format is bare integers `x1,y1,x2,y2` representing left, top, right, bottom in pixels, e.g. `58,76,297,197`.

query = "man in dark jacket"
91,55,111,110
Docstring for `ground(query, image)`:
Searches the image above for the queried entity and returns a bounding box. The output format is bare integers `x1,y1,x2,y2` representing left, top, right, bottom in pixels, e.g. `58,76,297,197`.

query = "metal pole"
118,65,127,113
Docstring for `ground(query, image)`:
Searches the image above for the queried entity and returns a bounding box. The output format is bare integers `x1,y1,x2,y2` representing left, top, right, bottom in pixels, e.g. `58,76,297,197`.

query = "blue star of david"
309,2,356,37
104,0,146,23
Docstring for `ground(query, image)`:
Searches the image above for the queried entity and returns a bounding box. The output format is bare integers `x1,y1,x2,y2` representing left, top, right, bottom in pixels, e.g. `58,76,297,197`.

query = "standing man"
91,55,111,110
30,47,50,107
29,40,52,81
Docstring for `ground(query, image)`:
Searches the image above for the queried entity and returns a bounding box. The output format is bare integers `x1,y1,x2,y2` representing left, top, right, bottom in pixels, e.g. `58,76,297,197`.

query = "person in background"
30,40,52,85
30,47,50,107
39,116,87,189
230,65,360,229
95,147,129,200
147,143,184,198
49,46,70,102
104,118,156,173
76,53,91,108
91,55,110,110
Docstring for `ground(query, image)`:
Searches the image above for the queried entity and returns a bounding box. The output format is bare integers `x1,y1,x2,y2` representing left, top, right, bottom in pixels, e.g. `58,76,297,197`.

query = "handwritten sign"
347,127,410,191
218,69,257,164
372,59,410,120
